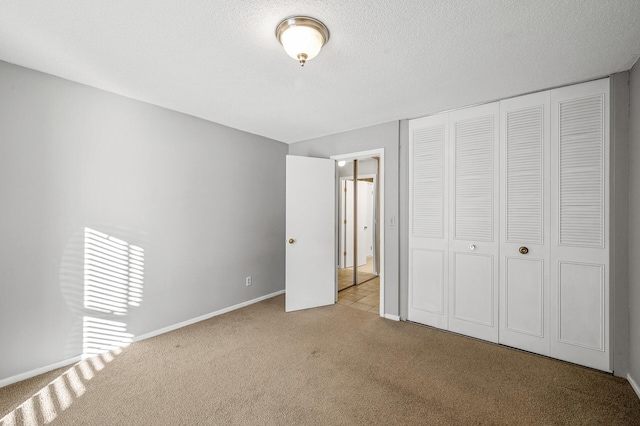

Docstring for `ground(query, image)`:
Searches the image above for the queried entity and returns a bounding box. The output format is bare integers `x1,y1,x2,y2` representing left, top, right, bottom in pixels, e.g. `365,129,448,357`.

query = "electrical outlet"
245,276,252,286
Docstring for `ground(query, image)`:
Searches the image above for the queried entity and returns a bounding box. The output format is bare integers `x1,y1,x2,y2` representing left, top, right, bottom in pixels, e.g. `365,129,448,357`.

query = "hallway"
337,277,380,314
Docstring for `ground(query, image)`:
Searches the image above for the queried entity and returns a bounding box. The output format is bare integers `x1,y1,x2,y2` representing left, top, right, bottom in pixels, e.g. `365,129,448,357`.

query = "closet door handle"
519,246,529,255
288,238,295,244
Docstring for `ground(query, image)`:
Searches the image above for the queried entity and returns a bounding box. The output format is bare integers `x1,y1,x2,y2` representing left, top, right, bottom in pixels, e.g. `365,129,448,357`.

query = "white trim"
629,374,640,401
331,149,384,161
133,290,285,342
331,149,385,318
0,290,284,389
385,314,400,321
0,355,82,389
340,174,377,180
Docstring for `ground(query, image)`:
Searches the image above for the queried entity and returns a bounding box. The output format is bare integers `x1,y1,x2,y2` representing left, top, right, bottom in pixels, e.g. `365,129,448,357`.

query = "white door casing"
448,102,500,343
285,155,336,312
499,91,551,356
332,150,386,318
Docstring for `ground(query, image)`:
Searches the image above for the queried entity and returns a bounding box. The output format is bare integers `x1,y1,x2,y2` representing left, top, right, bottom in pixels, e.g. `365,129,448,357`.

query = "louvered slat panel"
412,125,445,238
454,116,494,241
559,96,604,247
506,107,543,243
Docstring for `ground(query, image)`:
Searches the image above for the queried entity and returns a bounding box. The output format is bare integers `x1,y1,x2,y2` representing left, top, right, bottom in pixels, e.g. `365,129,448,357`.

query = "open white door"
286,155,335,312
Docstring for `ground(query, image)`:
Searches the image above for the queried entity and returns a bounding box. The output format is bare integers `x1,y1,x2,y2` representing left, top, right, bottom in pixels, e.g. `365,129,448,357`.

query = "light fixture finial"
276,16,329,67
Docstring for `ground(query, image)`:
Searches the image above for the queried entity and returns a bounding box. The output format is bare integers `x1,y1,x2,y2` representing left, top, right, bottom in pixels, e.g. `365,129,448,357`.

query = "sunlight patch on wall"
0,229,145,425
82,317,132,357
83,227,144,314
82,227,143,357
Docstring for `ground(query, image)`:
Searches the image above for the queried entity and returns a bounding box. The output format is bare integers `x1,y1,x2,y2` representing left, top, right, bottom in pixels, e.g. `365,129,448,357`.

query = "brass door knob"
288,238,295,244
519,246,529,255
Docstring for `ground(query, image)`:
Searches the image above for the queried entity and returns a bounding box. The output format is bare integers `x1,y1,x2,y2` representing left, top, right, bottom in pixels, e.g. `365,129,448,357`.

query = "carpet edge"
0,355,82,389
132,290,285,343
628,373,640,401
0,291,285,390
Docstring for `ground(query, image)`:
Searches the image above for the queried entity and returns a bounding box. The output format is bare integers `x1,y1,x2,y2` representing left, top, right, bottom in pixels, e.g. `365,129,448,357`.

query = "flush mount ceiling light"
276,16,329,67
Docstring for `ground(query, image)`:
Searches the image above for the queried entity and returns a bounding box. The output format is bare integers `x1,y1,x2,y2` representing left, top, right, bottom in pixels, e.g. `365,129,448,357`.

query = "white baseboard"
0,355,82,389
133,290,285,342
0,290,284,389
628,374,640,401
384,313,400,321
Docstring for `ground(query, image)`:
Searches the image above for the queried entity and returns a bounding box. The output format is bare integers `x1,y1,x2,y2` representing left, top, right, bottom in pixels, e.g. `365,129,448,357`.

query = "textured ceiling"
1,1,640,143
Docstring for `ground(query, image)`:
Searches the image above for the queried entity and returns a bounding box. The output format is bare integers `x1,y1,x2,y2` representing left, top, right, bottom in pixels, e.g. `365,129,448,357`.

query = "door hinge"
344,187,347,192
343,219,347,224
343,251,347,256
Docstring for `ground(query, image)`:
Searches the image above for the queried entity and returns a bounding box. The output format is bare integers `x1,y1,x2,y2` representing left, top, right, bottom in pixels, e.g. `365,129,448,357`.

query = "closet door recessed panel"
505,257,544,337
557,262,605,351
452,252,494,326
411,249,445,314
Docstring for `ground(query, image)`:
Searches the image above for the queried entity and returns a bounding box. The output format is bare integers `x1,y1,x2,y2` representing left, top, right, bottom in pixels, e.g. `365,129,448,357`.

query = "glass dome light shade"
276,17,329,66
280,26,324,61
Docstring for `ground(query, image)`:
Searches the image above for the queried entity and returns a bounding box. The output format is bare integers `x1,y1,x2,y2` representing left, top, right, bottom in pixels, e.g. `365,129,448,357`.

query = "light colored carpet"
1,295,639,425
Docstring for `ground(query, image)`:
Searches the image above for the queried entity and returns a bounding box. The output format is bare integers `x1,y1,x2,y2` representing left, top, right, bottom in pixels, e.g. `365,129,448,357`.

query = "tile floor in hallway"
337,277,380,313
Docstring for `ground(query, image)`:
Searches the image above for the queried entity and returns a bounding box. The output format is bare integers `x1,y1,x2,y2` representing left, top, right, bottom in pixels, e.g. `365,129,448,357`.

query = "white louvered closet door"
408,113,449,328
448,103,500,343
499,91,551,356
550,79,610,372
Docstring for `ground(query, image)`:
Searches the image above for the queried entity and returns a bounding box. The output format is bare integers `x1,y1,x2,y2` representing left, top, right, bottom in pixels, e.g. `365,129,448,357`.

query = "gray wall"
288,122,400,316
611,72,630,378
629,62,640,389
0,61,287,382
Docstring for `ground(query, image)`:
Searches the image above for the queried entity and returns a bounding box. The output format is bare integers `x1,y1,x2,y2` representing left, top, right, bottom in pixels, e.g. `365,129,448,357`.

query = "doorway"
338,170,378,289
331,150,385,316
